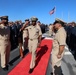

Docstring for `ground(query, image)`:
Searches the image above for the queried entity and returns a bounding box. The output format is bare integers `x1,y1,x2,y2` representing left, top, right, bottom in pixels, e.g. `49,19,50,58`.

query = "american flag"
49,7,56,15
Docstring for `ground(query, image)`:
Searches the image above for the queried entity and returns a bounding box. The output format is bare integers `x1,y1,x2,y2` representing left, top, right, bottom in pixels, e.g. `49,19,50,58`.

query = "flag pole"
54,6,56,20
49,6,56,23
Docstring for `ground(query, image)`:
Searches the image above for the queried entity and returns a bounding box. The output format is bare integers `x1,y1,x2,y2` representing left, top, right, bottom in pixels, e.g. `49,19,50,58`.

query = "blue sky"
0,0,76,24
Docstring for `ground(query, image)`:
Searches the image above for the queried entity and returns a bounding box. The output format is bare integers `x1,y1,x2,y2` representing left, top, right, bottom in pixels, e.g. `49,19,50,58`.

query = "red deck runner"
8,39,53,75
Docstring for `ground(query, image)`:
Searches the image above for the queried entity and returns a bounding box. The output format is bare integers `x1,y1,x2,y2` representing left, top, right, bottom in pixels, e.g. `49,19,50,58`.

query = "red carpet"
8,39,53,75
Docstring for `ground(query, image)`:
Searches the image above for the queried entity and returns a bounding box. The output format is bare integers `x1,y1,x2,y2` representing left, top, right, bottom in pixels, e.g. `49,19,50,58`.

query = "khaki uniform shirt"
52,27,66,55
23,24,28,37
49,25,53,30
49,25,53,35
24,24,42,39
0,24,10,45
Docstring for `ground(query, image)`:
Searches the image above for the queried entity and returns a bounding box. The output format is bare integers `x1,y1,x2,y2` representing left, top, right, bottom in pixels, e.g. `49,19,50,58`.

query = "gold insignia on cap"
0,16,8,20
55,18,64,23
31,16,38,22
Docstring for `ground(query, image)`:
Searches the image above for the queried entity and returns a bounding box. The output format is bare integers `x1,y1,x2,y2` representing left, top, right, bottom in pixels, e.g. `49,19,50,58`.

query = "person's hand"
19,29,21,32
57,54,61,59
25,21,29,25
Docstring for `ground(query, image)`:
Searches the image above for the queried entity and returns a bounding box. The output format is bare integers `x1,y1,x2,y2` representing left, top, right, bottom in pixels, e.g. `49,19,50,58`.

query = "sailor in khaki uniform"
0,16,11,71
22,19,30,50
51,18,66,75
49,24,54,36
24,17,42,73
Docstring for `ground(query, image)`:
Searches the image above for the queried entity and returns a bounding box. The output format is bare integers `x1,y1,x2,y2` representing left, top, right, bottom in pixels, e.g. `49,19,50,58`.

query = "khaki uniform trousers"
28,39,38,69
52,52,64,75
23,30,28,50
0,41,11,68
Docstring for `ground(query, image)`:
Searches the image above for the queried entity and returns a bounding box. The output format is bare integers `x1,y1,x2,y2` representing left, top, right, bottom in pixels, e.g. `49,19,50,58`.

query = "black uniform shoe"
29,68,34,73
2,65,9,71
6,65,9,70
50,72,53,75
2,67,8,71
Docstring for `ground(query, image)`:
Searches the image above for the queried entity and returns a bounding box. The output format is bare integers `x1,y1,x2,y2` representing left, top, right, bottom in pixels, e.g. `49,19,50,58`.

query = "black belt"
29,39,37,41
29,39,33,41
